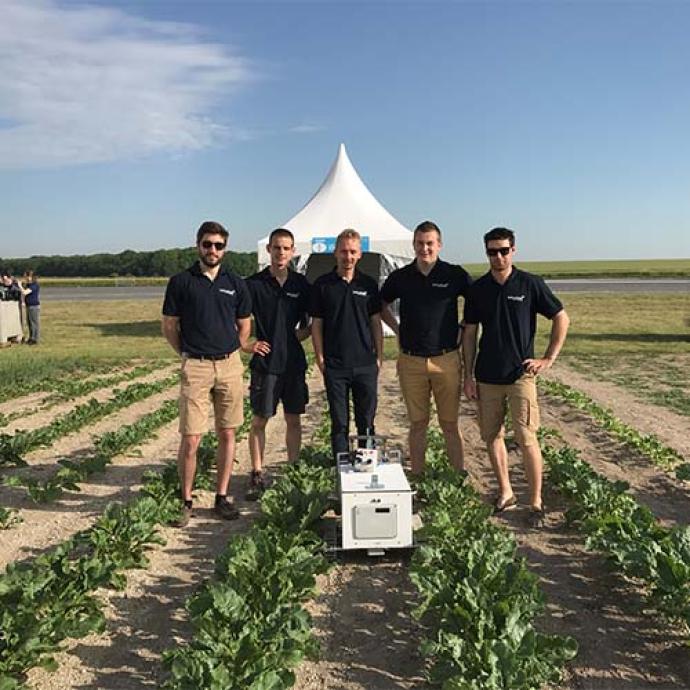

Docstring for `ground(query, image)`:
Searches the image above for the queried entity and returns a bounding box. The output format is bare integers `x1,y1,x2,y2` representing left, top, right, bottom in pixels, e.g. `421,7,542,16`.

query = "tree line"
1,247,258,278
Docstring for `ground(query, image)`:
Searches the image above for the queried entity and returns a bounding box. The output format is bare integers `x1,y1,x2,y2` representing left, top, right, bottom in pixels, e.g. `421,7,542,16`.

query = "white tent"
257,143,414,285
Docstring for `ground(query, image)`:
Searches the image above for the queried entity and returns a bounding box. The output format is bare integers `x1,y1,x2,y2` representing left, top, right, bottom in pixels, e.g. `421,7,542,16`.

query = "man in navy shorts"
243,228,311,498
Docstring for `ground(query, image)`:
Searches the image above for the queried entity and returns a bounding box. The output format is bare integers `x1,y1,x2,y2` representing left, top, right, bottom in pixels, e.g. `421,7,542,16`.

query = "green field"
37,258,690,285
1,292,688,395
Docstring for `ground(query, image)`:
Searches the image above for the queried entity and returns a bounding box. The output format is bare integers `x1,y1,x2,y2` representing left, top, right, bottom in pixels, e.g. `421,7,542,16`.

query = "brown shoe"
245,470,268,501
214,497,240,520
174,504,194,528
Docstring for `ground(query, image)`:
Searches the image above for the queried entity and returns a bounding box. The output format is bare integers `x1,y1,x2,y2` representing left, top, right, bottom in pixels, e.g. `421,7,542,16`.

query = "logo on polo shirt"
432,283,449,288
507,294,525,302
219,288,236,296
352,290,368,297
285,292,300,298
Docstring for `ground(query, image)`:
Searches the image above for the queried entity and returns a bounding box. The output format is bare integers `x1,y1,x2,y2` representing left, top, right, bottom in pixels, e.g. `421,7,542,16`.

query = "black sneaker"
174,503,194,528
214,497,240,520
527,506,546,529
245,470,268,501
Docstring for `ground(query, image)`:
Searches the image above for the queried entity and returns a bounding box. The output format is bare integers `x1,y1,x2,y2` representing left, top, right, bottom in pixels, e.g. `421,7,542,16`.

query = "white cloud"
0,0,253,169
289,122,326,134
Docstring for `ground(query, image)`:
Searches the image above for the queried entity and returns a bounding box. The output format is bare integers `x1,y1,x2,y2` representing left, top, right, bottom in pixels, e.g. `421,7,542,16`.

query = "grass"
1,292,688,401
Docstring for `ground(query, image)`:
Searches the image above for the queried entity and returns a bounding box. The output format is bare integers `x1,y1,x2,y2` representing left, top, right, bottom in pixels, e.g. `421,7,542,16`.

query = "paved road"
41,279,690,301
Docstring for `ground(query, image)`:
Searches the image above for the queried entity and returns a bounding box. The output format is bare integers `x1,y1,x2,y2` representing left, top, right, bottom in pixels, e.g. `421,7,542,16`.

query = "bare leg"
249,415,268,472
178,434,201,501
439,419,466,472
284,413,302,463
216,427,236,494
487,436,513,502
408,419,430,476
520,443,543,510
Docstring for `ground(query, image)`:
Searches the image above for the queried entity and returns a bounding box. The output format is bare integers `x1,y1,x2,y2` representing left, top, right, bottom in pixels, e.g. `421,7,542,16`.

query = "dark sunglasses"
486,247,511,257
201,240,226,251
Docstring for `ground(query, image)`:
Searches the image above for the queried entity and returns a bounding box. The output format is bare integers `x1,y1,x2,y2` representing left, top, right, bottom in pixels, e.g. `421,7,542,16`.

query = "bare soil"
2,360,687,689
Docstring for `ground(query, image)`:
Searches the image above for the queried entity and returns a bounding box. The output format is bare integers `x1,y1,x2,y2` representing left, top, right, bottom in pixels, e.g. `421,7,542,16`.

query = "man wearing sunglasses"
162,221,252,527
462,227,570,528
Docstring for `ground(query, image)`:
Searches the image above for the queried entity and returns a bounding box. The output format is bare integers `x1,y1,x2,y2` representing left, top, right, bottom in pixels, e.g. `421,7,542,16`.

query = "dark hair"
196,221,229,244
414,220,442,240
268,228,295,246
484,227,515,247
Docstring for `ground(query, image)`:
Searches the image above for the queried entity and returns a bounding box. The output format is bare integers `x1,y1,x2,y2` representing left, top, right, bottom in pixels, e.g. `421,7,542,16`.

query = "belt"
401,347,458,358
185,352,232,361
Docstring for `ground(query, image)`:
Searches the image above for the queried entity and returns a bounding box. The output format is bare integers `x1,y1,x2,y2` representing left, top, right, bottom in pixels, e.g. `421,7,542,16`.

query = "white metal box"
339,463,413,550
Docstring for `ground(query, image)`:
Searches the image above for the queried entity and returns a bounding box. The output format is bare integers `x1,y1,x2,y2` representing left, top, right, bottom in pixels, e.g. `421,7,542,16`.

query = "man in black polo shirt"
243,228,311,498
310,228,383,461
381,220,472,476
162,220,252,527
462,227,570,528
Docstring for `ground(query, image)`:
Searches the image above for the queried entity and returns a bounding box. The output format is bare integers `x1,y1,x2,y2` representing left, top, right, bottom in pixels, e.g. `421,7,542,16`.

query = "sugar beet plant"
162,412,334,690
411,430,577,690
540,378,690,481
0,400,254,689
541,431,690,635
0,374,178,467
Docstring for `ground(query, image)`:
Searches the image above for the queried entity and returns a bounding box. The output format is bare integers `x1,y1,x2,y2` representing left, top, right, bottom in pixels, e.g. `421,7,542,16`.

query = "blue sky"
1,0,689,263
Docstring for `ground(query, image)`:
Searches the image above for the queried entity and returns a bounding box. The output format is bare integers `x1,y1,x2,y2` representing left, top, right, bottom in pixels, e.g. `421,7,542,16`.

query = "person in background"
23,270,40,345
162,220,252,527
243,228,311,499
380,220,473,477
310,228,383,461
462,227,570,528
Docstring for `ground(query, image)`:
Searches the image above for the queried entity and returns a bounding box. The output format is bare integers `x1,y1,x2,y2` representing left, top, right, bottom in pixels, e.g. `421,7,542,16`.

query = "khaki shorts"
477,374,540,447
178,352,245,435
397,350,461,424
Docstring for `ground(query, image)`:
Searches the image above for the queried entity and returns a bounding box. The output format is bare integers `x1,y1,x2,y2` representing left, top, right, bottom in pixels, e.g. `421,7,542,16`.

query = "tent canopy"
257,143,414,277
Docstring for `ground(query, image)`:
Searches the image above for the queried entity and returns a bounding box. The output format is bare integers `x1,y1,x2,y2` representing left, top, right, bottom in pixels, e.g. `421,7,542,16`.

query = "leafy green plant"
411,430,577,689
0,507,22,530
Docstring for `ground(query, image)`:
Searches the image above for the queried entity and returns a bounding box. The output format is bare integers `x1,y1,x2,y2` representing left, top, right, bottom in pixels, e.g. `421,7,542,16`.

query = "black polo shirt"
380,259,472,355
162,263,252,357
246,267,310,374
310,269,381,369
463,268,563,385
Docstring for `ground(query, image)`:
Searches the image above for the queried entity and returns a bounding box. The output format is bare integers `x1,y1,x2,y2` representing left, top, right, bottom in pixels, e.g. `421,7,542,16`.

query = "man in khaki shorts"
381,220,473,476
462,227,570,528
162,221,252,526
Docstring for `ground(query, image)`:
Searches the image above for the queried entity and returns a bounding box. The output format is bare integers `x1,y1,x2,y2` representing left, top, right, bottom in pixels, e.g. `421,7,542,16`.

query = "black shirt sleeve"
368,280,382,316
309,280,324,318
235,277,252,319
380,271,399,304
162,275,181,317
457,267,473,296
533,277,563,319
463,286,481,324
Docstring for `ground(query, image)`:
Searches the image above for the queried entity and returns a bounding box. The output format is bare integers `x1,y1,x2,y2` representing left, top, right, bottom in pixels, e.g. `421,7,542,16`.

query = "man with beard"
162,221,252,527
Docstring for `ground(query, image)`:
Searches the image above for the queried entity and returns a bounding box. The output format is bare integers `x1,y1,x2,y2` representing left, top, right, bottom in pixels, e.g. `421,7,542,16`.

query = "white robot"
334,435,414,556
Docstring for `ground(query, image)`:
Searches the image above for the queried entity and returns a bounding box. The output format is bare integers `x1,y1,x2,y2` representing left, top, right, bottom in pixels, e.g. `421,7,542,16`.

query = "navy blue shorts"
249,368,309,418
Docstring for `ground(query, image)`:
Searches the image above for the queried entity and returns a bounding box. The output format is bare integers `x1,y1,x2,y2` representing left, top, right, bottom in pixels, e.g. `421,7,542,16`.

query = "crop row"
540,378,690,481
0,374,178,467
0,361,170,429
4,398,180,504
0,399,253,689
541,429,690,636
411,429,577,689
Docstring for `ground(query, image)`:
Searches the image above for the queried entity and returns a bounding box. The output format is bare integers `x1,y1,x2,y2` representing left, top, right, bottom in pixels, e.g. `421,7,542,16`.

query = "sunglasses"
486,247,511,257
201,240,226,251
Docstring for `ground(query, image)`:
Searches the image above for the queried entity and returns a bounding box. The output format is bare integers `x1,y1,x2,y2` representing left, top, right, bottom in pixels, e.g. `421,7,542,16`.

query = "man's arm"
240,316,271,356
523,309,570,375
161,315,182,356
311,317,325,373
380,302,400,338
462,323,479,400
296,315,312,342
236,316,252,353
370,313,384,368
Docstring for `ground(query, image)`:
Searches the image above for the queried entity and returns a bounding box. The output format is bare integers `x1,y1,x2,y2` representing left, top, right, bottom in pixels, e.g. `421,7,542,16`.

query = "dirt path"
548,363,690,461
9,362,690,689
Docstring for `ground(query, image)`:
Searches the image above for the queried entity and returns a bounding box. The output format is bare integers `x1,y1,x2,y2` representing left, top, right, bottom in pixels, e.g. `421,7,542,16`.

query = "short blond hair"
335,228,361,249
